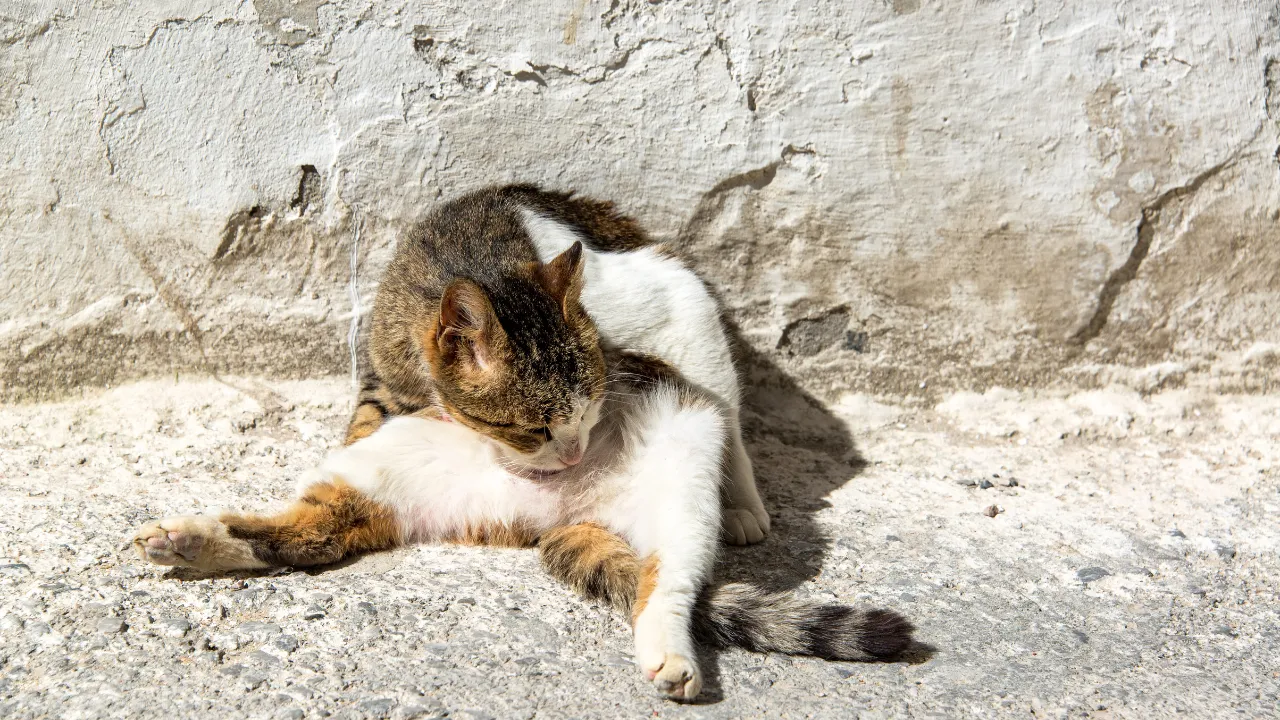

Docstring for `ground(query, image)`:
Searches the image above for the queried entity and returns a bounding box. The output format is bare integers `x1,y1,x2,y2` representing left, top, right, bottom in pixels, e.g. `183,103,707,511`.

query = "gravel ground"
1,373,1277,719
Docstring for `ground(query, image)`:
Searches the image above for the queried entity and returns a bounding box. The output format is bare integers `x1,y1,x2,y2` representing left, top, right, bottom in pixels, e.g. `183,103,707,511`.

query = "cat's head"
424,242,606,474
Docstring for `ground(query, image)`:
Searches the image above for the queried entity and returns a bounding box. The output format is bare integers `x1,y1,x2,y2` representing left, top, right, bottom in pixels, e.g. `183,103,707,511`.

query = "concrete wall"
3,0,1278,402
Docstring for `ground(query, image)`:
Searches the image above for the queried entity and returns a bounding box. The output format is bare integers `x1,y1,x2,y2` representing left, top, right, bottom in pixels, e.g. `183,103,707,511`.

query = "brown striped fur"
361,186,606,459
221,480,402,567
132,480,402,572
344,185,665,453
539,523,642,613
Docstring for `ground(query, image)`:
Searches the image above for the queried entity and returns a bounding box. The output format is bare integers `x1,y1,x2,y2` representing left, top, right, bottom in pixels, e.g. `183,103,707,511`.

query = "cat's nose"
559,442,583,466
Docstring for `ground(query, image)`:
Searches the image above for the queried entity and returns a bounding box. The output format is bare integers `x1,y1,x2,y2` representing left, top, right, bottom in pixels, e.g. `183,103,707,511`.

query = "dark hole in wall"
777,306,853,357
290,165,322,214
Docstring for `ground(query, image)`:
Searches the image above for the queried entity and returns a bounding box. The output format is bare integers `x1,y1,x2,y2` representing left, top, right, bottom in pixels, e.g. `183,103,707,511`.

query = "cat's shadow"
679,335,927,704
722,339,868,594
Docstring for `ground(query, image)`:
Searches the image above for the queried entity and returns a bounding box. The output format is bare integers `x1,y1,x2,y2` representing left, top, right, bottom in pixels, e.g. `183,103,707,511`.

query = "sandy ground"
0,373,1277,719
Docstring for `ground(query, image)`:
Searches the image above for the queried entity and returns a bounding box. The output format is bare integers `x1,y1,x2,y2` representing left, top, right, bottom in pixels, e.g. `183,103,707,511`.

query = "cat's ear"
435,279,505,371
535,241,585,316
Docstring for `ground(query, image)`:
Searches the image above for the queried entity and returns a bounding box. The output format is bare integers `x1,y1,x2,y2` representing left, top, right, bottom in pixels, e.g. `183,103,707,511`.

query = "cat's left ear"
535,241,585,316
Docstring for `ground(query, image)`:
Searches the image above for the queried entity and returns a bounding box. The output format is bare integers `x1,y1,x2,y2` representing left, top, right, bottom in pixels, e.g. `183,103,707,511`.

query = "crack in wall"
676,159,778,246
676,144,820,245
106,214,209,368
1266,58,1280,119
1068,155,1242,346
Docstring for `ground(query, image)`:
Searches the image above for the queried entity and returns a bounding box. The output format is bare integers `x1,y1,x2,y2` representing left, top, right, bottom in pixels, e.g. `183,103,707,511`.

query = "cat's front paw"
722,507,770,546
131,515,263,572
647,653,702,700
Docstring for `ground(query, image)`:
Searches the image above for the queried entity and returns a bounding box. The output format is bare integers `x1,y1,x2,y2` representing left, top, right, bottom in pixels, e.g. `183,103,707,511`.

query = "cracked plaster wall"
2,0,1278,402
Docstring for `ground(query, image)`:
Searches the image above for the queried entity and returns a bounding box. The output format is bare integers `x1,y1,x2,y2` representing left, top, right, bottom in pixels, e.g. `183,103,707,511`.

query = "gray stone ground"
1,372,1277,719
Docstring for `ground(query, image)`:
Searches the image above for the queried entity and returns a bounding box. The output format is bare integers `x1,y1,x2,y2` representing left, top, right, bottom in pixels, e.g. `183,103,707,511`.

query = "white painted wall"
2,0,1277,400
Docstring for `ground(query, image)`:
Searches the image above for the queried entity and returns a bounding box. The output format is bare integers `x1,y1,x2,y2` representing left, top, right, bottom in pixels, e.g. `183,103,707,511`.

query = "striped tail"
539,523,914,661
693,583,913,660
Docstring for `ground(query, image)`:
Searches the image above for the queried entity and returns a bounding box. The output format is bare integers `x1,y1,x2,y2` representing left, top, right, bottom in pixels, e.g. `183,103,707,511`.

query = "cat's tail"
692,583,914,661
538,524,913,661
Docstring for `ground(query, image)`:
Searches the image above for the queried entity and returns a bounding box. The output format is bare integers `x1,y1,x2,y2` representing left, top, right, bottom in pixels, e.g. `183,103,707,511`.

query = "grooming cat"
346,186,769,545
131,187,913,699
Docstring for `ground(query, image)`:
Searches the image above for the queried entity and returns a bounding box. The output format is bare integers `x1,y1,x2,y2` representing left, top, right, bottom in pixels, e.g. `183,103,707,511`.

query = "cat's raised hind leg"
132,480,402,572
607,385,725,700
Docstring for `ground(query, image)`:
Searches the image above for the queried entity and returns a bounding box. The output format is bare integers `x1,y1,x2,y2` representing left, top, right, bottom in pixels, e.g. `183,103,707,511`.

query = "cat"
131,186,914,699
346,185,770,545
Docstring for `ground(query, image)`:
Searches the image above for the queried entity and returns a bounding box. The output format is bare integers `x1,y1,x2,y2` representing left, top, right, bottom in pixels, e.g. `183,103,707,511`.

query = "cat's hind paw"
131,515,264,572
722,507,770,546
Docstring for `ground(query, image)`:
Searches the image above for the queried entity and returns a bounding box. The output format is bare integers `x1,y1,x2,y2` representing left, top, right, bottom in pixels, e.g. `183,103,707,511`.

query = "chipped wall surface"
1,0,1278,402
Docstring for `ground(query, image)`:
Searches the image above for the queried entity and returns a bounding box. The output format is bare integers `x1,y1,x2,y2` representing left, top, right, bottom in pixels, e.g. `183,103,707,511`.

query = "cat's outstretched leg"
132,480,402,572
603,385,724,700
720,410,769,546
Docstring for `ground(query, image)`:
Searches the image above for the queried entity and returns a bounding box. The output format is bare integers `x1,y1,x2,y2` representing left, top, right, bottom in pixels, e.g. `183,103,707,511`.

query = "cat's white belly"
299,386,723,552
299,417,566,540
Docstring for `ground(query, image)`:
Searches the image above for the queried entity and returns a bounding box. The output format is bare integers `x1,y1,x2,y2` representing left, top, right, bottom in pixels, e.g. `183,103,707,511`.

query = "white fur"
300,416,567,541
592,386,724,690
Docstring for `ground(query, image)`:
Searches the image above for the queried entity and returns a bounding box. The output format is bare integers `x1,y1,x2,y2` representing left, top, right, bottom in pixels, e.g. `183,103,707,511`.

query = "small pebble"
274,635,300,653
983,505,1002,518
248,650,280,667
96,617,126,634
302,605,326,620
359,697,396,716
156,618,191,638
1077,567,1111,584
978,479,994,490
238,621,282,639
